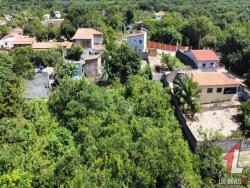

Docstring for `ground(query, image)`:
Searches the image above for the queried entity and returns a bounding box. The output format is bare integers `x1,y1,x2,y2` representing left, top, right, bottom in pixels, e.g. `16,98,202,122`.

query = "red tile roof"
12,37,35,45
2,33,22,39
187,71,240,86
32,41,72,50
71,28,103,40
190,50,220,62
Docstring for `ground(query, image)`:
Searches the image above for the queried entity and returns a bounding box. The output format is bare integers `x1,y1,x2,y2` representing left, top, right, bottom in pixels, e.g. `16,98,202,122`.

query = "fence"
147,41,191,52
171,97,197,150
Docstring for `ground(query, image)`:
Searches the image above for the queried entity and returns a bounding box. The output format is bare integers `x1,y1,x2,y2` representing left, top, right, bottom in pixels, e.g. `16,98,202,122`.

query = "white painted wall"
196,61,216,69
127,33,147,52
54,12,61,18
0,36,15,50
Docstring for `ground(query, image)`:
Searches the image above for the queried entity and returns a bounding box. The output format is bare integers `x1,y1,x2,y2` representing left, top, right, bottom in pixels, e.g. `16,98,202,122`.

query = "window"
202,63,206,68
139,40,142,44
211,62,214,67
207,88,213,93
217,88,222,93
224,87,237,95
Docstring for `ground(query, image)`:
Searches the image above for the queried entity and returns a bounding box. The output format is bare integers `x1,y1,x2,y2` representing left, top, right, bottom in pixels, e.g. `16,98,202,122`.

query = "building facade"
127,29,147,52
187,71,242,104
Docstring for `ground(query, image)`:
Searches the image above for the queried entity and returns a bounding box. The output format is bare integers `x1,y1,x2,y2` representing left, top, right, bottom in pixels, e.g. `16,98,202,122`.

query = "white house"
0,27,25,50
127,28,147,52
71,28,103,50
184,50,220,69
0,33,21,50
54,11,61,18
153,11,165,20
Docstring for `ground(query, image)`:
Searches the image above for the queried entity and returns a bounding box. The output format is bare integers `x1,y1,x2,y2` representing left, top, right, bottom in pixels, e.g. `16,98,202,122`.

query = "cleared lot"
187,108,241,141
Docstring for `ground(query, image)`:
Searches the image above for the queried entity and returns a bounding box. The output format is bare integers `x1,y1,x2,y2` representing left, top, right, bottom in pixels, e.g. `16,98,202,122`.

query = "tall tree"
196,140,224,185
182,16,217,49
0,53,23,118
102,44,141,83
174,75,201,118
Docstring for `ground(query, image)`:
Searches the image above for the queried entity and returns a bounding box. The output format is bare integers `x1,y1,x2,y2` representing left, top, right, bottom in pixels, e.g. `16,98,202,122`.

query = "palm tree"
174,74,201,118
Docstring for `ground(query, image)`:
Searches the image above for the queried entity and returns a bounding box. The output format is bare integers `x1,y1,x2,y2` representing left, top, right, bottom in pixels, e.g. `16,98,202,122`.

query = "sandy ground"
187,108,241,141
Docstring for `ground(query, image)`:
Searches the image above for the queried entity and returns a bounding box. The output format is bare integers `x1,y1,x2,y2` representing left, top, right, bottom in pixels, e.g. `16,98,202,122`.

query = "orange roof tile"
187,71,240,86
71,28,103,40
32,41,73,50
2,33,22,39
190,50,220,62
12,37,35,45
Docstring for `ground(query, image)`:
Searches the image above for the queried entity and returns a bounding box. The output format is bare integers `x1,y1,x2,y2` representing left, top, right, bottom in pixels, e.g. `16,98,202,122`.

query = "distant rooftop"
12,37,35,45
32,41,72,50
188,50,220,62
154,11,165,17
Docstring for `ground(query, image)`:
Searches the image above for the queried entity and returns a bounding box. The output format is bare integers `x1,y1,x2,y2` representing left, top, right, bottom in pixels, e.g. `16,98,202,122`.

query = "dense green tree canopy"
0,53,23,118
2,0,250,186
47,76,201,187
102,44,141,83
